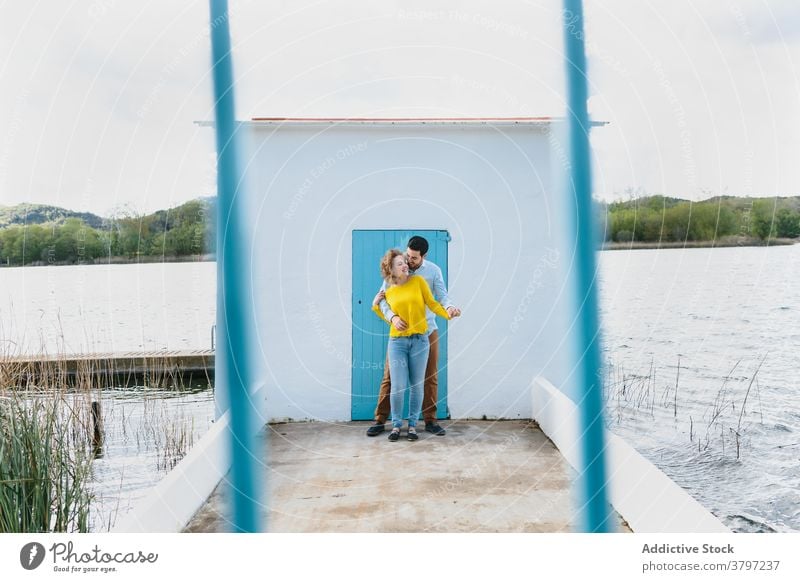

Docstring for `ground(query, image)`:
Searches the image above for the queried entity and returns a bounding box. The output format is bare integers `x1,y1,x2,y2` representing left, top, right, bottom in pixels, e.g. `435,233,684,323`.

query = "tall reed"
0,325,212,532
0,391,93,532
604,354,767,459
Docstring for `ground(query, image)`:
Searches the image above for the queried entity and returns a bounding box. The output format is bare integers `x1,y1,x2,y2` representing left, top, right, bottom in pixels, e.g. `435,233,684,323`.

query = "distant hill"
0,203,105,229
0,198,216,266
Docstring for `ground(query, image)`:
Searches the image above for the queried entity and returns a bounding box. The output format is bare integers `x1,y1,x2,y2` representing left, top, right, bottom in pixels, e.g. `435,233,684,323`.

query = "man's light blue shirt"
379,259,452,336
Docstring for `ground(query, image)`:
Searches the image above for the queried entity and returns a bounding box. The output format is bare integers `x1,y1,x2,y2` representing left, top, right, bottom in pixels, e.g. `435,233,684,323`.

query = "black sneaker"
366,423,385,437
407,428,419,441
425,422,446,436
387,428,400,442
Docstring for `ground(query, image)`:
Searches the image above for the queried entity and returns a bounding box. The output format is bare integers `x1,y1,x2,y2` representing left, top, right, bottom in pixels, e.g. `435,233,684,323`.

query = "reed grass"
156,415,195,473
0,352,200,391
0,329,210,532
0,391,93,532
604,354,767,459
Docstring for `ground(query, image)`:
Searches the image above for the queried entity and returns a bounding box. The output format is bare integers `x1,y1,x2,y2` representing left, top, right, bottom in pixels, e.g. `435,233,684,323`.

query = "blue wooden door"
351,230,450,421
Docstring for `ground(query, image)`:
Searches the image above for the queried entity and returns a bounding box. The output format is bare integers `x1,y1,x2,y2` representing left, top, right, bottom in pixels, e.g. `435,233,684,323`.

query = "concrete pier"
0,349,214,387
184,420,630,533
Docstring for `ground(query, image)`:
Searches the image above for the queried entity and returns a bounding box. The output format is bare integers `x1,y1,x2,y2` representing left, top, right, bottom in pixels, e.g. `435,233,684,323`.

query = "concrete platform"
184,420,630,533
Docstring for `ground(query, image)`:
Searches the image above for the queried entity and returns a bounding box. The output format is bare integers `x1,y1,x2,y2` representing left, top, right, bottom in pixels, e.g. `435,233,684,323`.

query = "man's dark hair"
407,235,429,256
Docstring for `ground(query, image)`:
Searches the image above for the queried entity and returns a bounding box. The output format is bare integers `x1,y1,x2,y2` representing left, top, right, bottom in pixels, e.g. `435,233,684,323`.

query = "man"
366,235,461,437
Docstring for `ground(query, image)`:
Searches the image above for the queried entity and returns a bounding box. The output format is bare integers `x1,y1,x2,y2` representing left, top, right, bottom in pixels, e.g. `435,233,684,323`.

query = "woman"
372,249,451,441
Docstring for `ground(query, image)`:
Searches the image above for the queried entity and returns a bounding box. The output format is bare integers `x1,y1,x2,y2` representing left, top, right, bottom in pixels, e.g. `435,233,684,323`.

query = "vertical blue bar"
209,0,262,532
561,0,613,532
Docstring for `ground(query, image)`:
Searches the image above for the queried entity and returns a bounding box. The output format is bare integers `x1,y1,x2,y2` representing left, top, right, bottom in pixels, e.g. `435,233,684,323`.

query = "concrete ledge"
112,384,267,533
531,376,729,533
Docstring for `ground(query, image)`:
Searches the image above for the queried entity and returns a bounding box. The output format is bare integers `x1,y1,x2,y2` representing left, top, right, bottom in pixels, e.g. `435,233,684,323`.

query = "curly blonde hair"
379,249,406,284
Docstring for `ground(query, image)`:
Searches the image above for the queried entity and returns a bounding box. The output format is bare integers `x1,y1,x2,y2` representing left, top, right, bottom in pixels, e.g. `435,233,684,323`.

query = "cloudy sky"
0,0,798,215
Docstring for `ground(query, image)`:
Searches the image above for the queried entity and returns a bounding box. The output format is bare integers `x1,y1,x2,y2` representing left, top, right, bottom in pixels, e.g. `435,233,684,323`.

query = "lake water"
0,261,217,532
87,386,215,532
598,244,799,533
0,261,216,355
0,249,797,532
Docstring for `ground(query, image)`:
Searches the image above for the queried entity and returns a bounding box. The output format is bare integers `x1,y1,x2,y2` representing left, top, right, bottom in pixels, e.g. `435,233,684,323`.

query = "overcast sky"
0,0,798,215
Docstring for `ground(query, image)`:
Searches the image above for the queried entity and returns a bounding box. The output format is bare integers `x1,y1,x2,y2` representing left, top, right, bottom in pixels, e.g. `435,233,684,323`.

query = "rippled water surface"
599,244,800,532
0,262,216,531
0,261,215,355
88,387,215,532
1,251,797,532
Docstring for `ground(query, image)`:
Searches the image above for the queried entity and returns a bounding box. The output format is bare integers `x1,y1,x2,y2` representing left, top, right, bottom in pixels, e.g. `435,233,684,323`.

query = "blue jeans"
387,334,430,429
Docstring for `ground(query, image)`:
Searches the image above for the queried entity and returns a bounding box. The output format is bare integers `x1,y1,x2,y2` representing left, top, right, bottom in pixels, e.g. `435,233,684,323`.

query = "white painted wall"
222,120,582,421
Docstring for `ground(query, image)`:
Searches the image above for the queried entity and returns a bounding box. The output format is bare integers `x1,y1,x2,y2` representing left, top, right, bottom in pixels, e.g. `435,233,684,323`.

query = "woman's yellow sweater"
372,275,450,337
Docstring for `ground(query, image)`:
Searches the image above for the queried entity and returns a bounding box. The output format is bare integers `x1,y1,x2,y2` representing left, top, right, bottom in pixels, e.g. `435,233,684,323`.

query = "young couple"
368,236,462,442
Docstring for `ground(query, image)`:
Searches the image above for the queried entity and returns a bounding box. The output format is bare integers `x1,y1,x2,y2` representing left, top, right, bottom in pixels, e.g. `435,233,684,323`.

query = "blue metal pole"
208,0,262,532
561,0,613,532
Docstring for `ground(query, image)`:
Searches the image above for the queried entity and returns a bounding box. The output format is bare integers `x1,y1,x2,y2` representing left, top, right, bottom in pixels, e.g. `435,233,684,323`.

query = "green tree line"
0,199,215,266
3,195,798,265
599,195,800,243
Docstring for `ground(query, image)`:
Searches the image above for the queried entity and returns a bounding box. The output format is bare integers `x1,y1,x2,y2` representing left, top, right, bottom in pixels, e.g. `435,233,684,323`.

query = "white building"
216,117,594,422
117,117,728,535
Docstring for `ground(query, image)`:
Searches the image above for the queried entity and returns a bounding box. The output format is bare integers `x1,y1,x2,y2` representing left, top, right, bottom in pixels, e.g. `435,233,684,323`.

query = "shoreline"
0,254,216,268
601,237,797,251
1,238,798,267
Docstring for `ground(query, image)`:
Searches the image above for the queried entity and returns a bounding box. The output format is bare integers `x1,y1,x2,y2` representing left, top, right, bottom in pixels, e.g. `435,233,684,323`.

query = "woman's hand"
372,290,386,307
391,315,408,332
446,306,462,318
